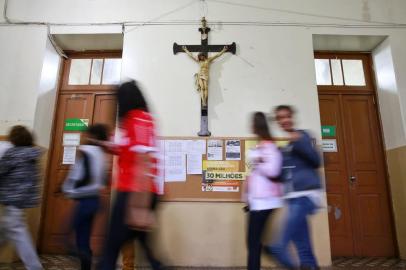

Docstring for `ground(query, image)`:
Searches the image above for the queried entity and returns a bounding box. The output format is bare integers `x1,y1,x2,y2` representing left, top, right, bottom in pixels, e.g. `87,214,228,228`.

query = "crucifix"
174,17,236,136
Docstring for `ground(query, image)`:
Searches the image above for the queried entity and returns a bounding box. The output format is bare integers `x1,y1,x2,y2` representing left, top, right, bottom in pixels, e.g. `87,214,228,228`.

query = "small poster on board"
207,139,223,160
225,140,241,160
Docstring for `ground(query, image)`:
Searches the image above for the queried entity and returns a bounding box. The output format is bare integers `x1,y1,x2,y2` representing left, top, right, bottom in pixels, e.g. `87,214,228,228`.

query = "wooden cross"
174,17,236,136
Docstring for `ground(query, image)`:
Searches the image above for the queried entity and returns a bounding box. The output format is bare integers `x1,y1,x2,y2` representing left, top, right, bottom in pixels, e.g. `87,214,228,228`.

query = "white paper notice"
225,140,241,160
165,140,187,153
62,146,77,164
187,154,203,174
164,153,186,182
63,133,81,146
186,140,206,155
155,140,165,194
207,139,223,160
322,139,338,152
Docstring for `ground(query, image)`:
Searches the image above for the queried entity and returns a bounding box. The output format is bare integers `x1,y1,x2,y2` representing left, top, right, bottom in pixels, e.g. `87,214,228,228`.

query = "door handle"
349,175,356,184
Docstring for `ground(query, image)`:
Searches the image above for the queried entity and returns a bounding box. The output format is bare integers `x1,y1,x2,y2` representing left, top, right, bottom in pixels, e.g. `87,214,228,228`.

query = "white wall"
372,38,406,150
33,39,61,148
0,26,47,134
122,25,321,137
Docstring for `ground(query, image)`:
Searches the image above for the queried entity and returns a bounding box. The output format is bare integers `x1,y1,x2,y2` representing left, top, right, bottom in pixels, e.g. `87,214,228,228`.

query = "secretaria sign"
64,119,89,131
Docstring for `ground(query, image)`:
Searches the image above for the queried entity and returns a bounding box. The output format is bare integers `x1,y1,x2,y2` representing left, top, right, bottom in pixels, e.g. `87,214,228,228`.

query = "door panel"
41,94,94,253
41,93,117,254
319,95,354,255
88,94,117,255
342,95,395,256
320,94,396,257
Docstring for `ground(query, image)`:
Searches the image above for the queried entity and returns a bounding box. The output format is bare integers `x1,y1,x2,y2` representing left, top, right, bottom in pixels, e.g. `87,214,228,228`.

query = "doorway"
315,52,396,256
40,52,121,253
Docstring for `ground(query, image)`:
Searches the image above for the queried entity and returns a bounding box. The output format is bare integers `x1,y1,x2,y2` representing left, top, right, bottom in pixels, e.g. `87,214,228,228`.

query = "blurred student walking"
0,126,43,270
97,80,163,270
265,105,322,270
244,112,283,270
62,124,109,270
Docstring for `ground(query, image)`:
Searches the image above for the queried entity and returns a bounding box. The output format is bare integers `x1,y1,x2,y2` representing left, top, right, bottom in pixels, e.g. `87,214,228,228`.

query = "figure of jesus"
182,45,228,107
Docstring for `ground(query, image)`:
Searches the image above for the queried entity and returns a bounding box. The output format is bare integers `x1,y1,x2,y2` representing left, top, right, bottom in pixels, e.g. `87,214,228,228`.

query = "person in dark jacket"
265,105,322,270
0,125,43,270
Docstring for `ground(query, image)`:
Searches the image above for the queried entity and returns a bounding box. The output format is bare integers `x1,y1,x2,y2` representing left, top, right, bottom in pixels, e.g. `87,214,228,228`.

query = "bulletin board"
160,137,254,202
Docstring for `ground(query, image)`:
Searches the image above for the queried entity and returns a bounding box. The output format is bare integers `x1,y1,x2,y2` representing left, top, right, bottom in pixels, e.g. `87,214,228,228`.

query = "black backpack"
74,151,91,188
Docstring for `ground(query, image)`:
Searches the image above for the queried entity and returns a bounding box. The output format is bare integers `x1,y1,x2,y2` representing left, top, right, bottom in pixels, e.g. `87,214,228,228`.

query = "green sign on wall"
64,118,89,131
321,125,336,137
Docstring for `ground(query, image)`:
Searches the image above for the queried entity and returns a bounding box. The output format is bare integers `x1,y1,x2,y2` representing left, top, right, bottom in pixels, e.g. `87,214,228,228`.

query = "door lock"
349,175,356,184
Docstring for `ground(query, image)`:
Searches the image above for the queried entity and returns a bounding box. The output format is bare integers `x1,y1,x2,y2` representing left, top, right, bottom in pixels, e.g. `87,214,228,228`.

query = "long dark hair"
117,80,148,120
252,112,273,141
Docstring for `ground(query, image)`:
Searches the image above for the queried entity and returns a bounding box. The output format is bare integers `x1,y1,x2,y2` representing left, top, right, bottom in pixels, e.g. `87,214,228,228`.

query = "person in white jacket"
62,124,109,270
244,112,283,270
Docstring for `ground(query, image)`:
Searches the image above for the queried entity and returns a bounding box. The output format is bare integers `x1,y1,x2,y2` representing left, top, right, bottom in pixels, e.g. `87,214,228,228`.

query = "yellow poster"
275,140,289,148
202,160,239,172
244,140,258,172
205,171,246,181
244,139,289,172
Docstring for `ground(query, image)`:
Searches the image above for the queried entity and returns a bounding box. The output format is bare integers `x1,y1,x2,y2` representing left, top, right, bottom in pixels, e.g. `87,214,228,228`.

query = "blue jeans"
73,197,100,270
269,196,318,269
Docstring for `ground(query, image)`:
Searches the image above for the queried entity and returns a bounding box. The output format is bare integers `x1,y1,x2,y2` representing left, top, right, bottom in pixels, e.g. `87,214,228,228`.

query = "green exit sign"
321,125,336,137
64,118,89,131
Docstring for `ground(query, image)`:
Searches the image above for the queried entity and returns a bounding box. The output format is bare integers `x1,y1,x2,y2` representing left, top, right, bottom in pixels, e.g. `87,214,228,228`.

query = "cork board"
160,137,252,202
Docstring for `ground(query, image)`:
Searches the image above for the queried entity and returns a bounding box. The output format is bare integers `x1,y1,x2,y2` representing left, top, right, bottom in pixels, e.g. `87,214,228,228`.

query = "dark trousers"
73,197,100,270
98,191,161,270
247,209,273,270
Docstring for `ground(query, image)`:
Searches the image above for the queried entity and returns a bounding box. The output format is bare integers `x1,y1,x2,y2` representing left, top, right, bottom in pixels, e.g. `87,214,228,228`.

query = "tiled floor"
0,255,406,269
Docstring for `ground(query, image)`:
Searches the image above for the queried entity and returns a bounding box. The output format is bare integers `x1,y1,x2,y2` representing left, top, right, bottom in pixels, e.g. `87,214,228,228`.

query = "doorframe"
315,51,399,257
38,50,121,251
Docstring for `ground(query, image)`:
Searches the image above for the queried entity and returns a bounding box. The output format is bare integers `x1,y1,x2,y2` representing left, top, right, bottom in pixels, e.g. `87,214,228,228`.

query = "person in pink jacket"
243,112,283,270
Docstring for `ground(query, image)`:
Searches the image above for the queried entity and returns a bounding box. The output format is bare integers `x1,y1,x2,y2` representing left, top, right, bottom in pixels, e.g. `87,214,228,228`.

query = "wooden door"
341,95,395,256
319,94,355,255
319,94,396,256
89,95,117,252
40,93,116,254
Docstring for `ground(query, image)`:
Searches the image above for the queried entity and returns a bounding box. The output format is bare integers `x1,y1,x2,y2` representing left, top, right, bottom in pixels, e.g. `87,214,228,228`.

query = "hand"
223,45,228,50
182,46,187,51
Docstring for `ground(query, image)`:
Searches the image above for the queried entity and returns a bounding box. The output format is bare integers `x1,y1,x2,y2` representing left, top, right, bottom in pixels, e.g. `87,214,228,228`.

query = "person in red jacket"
98,80,163,270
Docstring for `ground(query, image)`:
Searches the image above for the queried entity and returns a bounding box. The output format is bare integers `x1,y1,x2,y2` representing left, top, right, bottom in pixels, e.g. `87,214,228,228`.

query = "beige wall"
386,146,406,258
133,202,330,267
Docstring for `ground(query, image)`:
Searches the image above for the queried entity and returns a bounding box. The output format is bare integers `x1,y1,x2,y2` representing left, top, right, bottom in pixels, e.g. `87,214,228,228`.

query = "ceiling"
313,34,387,52
52,34,123,51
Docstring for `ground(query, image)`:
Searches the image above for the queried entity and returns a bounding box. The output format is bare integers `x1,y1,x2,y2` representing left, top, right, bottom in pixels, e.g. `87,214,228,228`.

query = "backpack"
74,151,91,188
